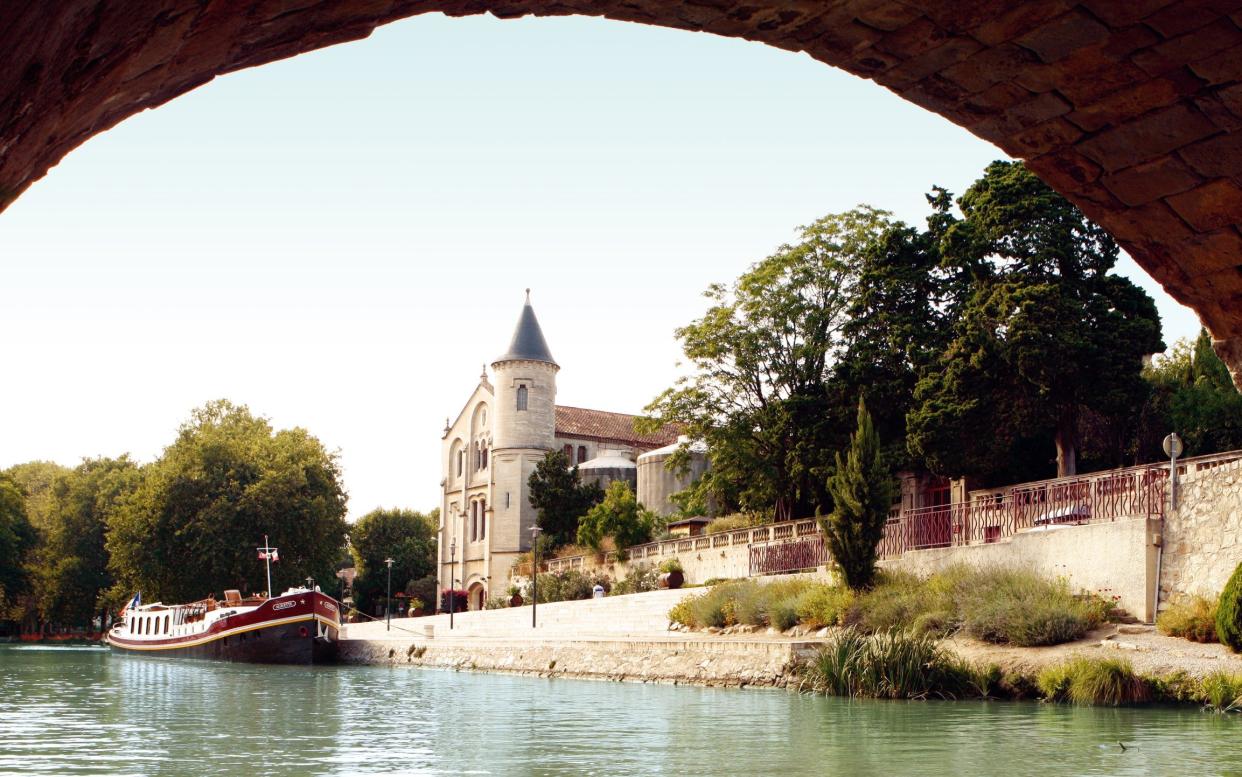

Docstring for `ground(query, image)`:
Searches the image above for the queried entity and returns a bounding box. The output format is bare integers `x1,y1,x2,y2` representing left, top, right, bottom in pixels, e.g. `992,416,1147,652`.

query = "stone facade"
6,2,1242,381
439,293,679,610
1159,458,1242,603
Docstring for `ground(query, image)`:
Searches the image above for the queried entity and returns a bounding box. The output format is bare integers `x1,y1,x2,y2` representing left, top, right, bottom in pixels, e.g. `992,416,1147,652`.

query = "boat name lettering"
320,601,338,613
272,601,296,611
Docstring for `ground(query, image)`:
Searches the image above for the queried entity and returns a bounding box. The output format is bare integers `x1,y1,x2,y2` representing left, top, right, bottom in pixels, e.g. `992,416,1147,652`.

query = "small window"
481,446,488,469
480,500,487,540
516,385,528,411
164,615,170,634
457,450,463,476
563,444,573,461
578,446,588,464
505,492,510,509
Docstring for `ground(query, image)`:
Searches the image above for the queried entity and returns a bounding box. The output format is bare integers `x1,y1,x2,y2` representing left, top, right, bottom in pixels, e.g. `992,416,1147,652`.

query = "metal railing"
531,450,1242,578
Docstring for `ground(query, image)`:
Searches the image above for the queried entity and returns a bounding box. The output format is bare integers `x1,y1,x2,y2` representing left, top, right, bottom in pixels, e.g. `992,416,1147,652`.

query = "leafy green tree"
527,450,603,547
349,507,437,613
643,208,896,520
820,398,895,591
1139,330,1242,459
34,458,140,627
0,475,37,619
106,400,348,604
908,162,1163,479
576,481,656,554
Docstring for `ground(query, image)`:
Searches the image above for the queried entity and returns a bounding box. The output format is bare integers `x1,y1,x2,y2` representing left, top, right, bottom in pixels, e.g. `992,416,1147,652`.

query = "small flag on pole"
258,548,279,562
119,592,141,618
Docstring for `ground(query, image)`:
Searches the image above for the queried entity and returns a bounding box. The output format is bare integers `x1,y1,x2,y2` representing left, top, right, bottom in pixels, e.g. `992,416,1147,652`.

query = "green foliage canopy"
527,450,603,547
35,458,140,626
907,161,1164,479
106,400,348,604
0,475,37,617
349,507,437,612
643,208,897,520
576,480,656,554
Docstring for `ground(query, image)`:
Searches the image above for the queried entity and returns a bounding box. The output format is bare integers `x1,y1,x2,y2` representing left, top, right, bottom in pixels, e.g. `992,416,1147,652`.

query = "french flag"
119,592,141,618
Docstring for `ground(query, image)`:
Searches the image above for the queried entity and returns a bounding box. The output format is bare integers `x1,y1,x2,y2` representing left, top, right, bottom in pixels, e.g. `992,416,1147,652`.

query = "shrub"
956,569,1103,646
611,564,659,596
534,570,593,603
705,512,769,535
1037,658,1150,705
484,595,509,610
802,627,984,699
1216,562,1242,651
795,585,854,629
849,570,954,635
658,558,684,574
1157,595,1219,643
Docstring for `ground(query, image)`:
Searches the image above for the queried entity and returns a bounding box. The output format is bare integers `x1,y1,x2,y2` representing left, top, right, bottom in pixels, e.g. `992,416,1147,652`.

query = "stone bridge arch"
4,1,1242,380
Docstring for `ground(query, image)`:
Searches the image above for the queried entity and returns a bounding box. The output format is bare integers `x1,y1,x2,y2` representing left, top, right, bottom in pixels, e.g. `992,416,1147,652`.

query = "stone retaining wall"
1159,459,1242,603
339,636,813,688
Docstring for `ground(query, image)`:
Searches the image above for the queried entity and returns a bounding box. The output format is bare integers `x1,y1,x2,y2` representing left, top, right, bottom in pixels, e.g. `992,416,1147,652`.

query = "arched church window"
470,502,478,542
516,385,528,411
578,446,588,464
480,500,486,540
481,445,488,469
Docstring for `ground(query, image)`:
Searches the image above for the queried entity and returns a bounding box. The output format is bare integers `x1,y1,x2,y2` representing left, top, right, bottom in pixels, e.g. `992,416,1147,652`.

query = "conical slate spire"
493,289,557,366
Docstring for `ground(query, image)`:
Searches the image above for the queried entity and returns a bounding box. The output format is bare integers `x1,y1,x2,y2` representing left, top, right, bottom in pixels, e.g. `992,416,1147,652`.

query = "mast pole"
264,534,273,598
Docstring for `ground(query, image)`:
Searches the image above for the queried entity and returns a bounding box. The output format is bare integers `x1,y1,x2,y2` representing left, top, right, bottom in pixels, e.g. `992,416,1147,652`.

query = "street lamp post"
384,557,394,632
449,539,456,631
530,524,542,629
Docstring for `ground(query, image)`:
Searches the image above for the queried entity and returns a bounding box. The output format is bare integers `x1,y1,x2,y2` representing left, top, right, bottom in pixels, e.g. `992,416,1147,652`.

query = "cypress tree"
822,398,895,590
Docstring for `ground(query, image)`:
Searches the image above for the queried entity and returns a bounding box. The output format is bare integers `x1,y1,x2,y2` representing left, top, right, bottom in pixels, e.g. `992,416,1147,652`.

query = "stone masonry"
1159,458,1242,603
4,2,1242,381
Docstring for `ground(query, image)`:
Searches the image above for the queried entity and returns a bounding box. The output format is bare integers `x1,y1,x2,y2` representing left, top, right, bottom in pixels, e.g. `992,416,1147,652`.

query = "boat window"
164,614,170,634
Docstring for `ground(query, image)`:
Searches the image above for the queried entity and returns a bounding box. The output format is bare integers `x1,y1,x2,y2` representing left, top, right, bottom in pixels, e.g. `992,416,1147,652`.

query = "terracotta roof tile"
554,405,680,449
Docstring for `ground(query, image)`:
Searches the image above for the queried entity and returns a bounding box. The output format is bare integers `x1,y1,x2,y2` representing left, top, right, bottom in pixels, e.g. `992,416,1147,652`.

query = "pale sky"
0,13,1202,517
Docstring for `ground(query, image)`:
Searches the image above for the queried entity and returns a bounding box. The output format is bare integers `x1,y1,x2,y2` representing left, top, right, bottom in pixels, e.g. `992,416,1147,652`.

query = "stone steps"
343,587,698,641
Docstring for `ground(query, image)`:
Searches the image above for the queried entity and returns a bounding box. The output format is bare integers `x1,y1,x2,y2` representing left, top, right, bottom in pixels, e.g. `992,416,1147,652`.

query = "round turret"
578,449,637,492
491,290,559,452
637,436,710,517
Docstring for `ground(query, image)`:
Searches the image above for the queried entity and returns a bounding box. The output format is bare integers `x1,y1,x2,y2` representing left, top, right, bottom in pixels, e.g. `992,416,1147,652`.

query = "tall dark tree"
527,450,603,547
348,507,437,613
0,475,37,619
832,214,952,468
821,399,894,591
908,161,1164,479
106,400,349,604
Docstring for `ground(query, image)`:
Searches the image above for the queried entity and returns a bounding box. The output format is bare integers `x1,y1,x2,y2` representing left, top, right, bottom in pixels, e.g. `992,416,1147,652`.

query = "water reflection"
2,646,1240,776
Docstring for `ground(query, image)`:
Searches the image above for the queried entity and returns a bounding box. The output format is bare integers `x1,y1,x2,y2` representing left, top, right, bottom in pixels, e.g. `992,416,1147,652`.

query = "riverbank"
339,612,1242,698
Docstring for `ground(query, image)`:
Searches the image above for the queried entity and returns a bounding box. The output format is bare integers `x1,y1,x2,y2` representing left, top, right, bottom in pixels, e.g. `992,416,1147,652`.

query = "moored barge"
105,587,341,664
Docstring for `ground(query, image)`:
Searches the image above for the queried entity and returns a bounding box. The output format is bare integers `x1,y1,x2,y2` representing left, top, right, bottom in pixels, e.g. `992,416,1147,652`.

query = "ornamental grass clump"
1037,657,1150,706
1156,595,1219,643
669,578,824,630
802,627,989,700
1198,671,1242,713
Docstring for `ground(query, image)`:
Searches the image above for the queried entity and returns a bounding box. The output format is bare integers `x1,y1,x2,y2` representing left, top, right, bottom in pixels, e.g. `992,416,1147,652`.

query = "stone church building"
438,292,680,611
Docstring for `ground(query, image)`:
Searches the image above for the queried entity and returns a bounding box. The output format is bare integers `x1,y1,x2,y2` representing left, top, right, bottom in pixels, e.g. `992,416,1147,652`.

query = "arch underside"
4,1,1242,381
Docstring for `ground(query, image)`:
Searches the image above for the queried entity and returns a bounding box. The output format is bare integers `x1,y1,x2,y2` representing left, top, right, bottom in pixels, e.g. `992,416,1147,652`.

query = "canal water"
3,645,1241,776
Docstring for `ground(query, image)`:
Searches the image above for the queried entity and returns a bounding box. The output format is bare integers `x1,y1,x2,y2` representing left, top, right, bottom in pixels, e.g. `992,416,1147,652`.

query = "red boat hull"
106,591,341,665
